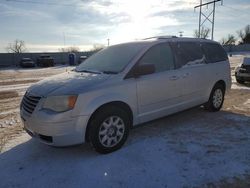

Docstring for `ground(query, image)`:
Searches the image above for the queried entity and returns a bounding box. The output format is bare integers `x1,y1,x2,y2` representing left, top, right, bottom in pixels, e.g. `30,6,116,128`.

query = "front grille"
21,93,41,115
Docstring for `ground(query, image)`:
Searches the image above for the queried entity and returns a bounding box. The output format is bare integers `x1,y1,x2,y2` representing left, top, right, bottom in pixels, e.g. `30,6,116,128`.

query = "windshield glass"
75,43,146,73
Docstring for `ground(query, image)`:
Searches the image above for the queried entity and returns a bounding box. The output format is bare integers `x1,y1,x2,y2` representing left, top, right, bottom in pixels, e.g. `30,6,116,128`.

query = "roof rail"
143,36,178,40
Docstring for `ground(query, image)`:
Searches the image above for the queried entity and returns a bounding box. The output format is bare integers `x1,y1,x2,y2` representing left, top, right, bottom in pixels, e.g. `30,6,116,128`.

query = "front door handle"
182,73,189,78
169,76,179,80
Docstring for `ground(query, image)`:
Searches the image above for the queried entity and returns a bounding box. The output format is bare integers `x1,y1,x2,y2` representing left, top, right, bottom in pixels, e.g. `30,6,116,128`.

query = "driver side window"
138,43,175,73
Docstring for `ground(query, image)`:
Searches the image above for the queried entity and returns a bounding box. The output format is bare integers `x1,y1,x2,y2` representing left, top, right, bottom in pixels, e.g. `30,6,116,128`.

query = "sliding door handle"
169,76,179,80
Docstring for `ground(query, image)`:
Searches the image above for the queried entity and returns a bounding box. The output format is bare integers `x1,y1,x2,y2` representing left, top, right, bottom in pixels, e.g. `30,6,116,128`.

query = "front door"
135,43,183,123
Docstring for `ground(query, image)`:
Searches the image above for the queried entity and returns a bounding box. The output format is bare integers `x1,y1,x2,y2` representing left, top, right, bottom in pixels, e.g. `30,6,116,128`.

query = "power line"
194,0,222,9
5,0,76,7
194,0,223,40
221,4,250,15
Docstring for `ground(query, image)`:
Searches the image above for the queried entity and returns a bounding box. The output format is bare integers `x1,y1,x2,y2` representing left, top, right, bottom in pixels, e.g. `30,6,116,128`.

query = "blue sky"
0,0,249,52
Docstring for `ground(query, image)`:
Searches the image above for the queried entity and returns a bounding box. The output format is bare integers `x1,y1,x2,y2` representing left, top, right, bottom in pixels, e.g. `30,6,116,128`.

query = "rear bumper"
235,72,250,81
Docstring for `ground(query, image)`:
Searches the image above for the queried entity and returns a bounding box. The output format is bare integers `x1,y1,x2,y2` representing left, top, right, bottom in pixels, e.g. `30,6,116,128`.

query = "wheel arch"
85,101,133,142
214,80,226,91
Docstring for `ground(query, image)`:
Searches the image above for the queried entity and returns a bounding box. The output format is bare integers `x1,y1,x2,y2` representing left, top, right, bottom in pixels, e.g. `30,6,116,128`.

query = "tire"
204,84,225,112
236,78,244,84
89,106,130,154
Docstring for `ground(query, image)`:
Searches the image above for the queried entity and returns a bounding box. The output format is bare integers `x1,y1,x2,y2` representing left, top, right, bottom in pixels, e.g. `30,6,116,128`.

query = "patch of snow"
1,109,250,187
0,77,45,83
224,113,250,122
0,116,19,128
231,84,250,90
244,99,250,106
1,133,30,152
0,83,33,92
0,109,19,116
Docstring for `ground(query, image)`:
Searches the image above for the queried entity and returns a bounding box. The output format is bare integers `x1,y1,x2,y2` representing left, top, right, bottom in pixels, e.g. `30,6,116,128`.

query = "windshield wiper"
102,70,118,74
75,69,102,74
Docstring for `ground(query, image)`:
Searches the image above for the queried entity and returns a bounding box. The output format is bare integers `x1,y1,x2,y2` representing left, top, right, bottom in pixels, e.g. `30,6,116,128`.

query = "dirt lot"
0,65,72,150
0,56,249,187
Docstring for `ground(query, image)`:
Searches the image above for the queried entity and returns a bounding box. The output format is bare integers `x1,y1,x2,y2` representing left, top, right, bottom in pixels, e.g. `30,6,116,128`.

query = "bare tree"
237,25,250,44
194,27,210,39
6,39,26,53
91,44,105,51
59,46,80,53
221,34,236,45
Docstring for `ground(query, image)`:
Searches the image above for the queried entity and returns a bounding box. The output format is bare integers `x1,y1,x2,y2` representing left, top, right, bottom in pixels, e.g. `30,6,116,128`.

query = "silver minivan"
20,37,231,153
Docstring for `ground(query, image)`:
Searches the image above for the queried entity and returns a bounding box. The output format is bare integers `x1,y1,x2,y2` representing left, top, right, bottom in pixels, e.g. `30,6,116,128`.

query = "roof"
112,36,219,48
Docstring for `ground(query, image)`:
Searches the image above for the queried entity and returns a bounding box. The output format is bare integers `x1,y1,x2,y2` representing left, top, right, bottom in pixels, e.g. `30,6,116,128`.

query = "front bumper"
21,112,89,146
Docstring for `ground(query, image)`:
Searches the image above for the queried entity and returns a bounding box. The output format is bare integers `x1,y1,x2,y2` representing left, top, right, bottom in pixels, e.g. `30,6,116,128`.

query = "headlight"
43,95,78,112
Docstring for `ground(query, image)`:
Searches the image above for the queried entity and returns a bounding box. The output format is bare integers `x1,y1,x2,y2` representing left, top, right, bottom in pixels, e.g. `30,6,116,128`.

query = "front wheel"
204,84,225,112
89,106,130,154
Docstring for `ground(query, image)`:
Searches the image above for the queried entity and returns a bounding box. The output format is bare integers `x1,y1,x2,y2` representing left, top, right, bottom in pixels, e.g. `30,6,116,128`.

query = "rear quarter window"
202,43,228,63
171,42,205,68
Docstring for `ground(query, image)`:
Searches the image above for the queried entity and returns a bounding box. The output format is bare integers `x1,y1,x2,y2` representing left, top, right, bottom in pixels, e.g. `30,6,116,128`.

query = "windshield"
75,43,146,73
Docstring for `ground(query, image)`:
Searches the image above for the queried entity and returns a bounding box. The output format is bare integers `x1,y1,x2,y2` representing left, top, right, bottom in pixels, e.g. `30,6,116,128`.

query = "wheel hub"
107,126,117,137
213,89,223,108
98,116,125,147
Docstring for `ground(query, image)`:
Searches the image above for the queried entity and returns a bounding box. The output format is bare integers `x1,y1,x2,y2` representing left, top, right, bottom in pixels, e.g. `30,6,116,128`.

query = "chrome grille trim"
21,93,41,116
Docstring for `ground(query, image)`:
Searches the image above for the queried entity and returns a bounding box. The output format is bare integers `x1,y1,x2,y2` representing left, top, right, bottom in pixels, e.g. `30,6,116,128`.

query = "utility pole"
194,0,223,40
198,0,202,38
107,38,110,46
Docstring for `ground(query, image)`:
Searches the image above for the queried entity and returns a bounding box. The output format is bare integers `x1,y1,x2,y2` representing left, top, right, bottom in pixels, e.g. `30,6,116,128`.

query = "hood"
27,71,111,97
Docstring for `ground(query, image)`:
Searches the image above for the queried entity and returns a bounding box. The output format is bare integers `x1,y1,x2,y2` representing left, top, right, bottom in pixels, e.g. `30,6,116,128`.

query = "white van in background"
20,37,231,153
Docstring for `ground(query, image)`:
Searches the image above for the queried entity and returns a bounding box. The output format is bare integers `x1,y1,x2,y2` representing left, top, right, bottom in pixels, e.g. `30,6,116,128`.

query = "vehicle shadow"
128,107,250,145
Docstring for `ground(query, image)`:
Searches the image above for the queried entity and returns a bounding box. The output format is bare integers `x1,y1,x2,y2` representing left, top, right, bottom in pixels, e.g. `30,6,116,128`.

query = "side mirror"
134,64,155,77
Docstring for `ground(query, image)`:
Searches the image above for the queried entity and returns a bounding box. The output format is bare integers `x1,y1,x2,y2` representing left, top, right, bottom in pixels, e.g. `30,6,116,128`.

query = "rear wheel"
204,84,225,112
89,106,130,154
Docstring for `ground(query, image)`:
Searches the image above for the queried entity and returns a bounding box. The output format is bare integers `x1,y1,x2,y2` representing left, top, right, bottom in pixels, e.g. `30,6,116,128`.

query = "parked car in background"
20,37,231,154
19,58,35,68
37,55,54,67
235,57,250,84
78,55,88,64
